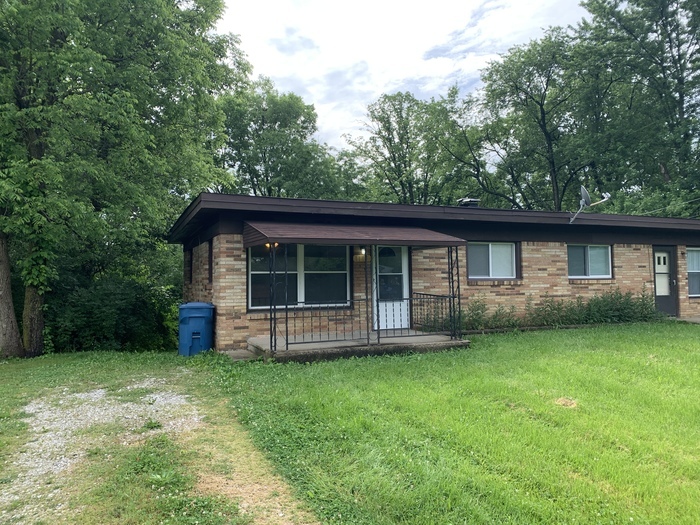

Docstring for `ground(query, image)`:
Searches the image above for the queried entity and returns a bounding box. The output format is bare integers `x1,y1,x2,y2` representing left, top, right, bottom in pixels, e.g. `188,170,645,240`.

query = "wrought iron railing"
410,292,453,333
280,300,370,346
270,292,455,351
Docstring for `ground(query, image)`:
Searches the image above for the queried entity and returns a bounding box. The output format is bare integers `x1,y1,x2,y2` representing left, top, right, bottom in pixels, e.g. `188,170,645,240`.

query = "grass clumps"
78,434,248,525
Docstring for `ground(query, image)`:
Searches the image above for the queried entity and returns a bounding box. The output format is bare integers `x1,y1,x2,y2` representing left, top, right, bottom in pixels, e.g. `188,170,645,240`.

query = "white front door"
374,246,410,330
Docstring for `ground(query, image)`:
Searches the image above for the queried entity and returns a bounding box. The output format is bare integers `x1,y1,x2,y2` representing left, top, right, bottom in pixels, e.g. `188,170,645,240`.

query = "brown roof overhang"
168,193,700,245
243,221,465,248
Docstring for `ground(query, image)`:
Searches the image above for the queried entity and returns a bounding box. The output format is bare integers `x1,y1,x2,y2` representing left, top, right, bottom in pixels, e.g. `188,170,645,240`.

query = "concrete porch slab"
245,332,470,363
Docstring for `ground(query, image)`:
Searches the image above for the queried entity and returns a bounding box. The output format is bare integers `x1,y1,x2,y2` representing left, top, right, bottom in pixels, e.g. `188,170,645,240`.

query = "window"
304,245,348,304
467,242,516,279
249,244,299,307
688,249,700,296
567,245,611,278
248,244,349,308
377,246,404,300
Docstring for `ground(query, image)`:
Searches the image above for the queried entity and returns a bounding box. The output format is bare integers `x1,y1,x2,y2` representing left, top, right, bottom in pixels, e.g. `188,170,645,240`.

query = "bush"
462,296,487,330
46,275,179,352
463,288,661,331
485,304,520,329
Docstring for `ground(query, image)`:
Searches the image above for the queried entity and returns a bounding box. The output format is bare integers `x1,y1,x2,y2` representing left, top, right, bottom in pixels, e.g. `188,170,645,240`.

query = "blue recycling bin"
178,302,214,356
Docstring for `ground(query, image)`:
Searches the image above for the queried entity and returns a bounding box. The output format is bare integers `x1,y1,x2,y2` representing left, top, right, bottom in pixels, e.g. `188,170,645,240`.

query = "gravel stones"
0,376,202,524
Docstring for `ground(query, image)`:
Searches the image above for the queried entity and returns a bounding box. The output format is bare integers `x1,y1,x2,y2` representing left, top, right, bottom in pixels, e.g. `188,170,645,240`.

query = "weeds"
462,288,661,331
79,434,247,525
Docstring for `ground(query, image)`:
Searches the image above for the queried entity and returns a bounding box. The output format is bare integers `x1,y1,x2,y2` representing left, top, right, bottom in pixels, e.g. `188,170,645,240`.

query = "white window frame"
687,248,700,297
248,244,350,309
567,244,612,278
467,242,517,279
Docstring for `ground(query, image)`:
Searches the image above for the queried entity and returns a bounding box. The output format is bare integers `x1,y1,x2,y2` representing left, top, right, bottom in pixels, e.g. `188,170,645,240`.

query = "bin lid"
179,302,214,310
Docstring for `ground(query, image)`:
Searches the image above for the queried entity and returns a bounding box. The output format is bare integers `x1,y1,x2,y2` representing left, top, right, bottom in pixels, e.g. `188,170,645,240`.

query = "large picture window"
688,249,700,297
467,242,516,279
248,244,349,308
567,245,611,278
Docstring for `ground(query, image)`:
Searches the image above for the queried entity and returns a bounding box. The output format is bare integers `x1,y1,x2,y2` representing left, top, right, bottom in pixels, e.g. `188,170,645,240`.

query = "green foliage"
0,0,250,355
462,295,488,330
460,289,659,331
427,0,700,212
347,92,460,205
482,29,586,211
206,324,700,524
216,77,341,199
47,275,179,352
581,0,699,181
485,303,520,329
522,288,660,328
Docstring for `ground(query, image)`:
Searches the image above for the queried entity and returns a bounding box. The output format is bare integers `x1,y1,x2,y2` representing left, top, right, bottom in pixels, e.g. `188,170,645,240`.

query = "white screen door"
374,246,409,330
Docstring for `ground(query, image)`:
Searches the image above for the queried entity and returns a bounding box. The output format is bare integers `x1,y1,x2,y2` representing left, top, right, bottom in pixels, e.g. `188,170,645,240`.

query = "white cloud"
218,0,588,148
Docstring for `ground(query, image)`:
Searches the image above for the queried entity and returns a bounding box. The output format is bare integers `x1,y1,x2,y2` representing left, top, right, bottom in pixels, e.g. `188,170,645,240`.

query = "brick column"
211,233,249,350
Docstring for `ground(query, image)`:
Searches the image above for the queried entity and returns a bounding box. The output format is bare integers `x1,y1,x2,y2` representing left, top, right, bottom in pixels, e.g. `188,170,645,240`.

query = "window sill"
467,279,521,286
247,304,355,317
569,278,614,285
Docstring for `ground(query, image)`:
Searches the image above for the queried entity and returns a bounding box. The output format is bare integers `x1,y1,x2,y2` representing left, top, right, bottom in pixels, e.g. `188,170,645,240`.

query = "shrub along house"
168,193,700,356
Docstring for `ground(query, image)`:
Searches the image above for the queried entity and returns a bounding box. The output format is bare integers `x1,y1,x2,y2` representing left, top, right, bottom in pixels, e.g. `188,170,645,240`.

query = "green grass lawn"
209,322,700,524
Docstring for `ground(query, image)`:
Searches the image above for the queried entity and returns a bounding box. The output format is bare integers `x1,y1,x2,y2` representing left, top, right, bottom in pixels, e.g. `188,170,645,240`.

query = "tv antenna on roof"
570,186,610,224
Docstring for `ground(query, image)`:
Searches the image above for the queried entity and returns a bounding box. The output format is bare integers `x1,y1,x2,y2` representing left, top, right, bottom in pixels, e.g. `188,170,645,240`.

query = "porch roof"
242,221,465,248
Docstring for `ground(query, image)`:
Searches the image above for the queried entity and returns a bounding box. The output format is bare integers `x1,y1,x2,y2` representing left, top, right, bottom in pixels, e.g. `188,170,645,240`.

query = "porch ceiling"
243,221,465,248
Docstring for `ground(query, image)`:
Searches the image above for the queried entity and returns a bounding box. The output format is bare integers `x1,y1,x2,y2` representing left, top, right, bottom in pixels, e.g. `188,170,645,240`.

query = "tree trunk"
0,232,23,358
22,285,44,357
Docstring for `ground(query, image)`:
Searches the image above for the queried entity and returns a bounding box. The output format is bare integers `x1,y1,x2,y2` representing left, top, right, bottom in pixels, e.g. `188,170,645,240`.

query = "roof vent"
457,197,480,208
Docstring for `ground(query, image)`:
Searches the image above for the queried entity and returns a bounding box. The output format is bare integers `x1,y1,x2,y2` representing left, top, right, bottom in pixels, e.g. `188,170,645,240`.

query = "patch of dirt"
555,397,578,408
0,373,319,525
198,472,318,525
184,400,320,525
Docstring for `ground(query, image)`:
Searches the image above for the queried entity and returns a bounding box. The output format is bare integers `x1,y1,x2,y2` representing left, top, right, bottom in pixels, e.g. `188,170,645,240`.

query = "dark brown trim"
169,193,700,245
242,221,465,248
610,244,615,280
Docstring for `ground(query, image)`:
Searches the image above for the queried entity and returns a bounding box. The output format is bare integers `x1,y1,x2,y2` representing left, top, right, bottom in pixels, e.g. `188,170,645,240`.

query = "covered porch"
243,221,467,358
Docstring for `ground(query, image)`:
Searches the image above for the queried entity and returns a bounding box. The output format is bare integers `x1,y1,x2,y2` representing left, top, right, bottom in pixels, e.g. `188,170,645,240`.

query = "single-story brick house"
168,193,700,355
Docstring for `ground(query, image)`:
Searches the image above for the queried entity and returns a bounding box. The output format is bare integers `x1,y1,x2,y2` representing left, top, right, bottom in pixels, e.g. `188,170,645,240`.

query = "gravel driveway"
0,374,318,525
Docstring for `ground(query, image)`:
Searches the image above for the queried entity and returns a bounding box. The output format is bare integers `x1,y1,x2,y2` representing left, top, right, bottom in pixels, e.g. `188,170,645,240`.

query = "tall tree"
431,87,520,209
481,30,592,211
0,0,248,357
217,78,340,199
582,0,700,182
347,92,451,205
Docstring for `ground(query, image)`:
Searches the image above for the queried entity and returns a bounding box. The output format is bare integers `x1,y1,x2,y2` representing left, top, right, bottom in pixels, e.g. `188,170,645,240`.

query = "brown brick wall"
412,243,656,315
210,234,248,350
184,241,212,303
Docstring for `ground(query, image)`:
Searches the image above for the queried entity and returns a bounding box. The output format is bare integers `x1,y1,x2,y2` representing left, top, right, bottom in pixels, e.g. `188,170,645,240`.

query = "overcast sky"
217,0,589,148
